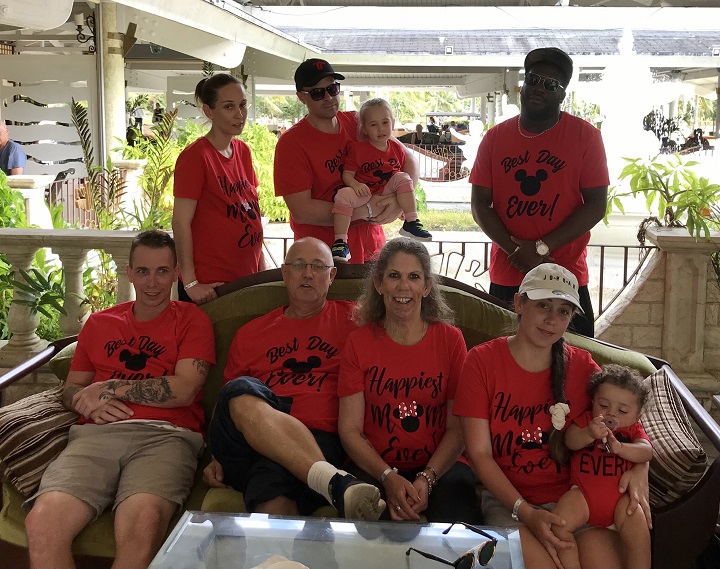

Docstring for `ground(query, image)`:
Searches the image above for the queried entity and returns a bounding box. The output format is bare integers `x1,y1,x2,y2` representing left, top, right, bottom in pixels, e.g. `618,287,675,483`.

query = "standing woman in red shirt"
173,74,265,305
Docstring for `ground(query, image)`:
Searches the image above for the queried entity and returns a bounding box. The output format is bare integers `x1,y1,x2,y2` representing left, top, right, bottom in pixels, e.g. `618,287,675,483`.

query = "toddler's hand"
353,184,371,197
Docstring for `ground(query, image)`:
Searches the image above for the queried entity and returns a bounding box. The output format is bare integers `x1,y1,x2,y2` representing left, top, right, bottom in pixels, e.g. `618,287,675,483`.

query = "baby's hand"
588,414,610,441
353,184,371,197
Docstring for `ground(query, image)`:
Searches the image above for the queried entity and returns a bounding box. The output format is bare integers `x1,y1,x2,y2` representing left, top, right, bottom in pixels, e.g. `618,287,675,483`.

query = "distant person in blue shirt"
0,122,26,175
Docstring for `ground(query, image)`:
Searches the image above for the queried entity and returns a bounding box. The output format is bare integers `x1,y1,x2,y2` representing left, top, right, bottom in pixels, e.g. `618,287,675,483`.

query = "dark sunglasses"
524,72,565,93
301,82,341,101
406,522,497,568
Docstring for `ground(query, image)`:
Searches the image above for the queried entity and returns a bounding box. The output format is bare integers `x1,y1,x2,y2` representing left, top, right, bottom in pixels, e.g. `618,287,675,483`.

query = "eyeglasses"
301,82,341,101
524,72,565,93
406,522,497,568
283,261,334,273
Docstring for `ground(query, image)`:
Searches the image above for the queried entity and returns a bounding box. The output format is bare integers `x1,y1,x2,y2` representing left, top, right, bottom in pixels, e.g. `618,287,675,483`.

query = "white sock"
307,461,345,503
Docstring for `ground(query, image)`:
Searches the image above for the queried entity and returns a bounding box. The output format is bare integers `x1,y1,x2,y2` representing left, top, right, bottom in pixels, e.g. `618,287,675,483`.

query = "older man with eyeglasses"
203,237,386,521
274,58,419,264
470,47,609,338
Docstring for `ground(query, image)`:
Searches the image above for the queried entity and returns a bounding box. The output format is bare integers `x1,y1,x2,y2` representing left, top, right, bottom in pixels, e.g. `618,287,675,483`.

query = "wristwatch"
535,240,550,256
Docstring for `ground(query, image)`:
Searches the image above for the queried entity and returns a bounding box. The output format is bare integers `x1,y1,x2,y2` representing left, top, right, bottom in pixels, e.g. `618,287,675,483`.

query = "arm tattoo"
62,386,81,411
101,378,177,404
193,359,211,378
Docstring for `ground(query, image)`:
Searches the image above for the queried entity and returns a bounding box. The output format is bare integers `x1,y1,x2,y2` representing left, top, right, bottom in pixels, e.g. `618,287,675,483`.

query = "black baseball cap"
524,47,573,87
294,58,345,91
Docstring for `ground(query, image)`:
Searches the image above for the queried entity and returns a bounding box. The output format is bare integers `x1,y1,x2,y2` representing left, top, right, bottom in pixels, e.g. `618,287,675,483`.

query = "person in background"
338,238,479,523
438,124,452,144
331,99,431,263
172,73,265,306
426,116,439,134
470,47,608,337
0,121,27,175
410,123,424,145
274,58,419,265
152,102,164,124
205,238,386,521
455,263,650,569
131,106,144,129
24,230,215,569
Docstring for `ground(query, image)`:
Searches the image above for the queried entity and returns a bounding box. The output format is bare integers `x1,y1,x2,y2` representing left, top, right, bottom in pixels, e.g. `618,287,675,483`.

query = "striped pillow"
642,368,707,508
0,386,78,498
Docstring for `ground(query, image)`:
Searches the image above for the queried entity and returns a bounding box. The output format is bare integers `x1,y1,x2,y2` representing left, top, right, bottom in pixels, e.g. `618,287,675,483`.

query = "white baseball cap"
518,263,583,314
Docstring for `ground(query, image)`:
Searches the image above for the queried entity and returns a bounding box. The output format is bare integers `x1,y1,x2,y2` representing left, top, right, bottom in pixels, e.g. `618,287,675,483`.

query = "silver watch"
535,240,550,256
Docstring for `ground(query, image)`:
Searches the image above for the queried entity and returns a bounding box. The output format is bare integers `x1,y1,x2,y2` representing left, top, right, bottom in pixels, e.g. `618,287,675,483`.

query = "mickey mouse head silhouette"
373,169,393,184
514,168,548,197
283,356,322,374
516,426,549,450
119,349,151,371
394,401,424,433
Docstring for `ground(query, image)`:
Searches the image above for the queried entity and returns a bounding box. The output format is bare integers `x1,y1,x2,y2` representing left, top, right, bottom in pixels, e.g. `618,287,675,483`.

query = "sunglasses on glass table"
406,522,498,568
524,72,565,93
301,82,341,101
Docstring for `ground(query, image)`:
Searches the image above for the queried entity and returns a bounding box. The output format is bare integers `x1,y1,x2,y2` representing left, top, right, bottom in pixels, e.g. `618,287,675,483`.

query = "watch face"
536,241,549,256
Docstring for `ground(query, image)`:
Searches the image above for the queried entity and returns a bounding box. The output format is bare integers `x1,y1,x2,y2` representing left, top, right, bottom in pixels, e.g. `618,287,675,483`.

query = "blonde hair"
357,98,394,141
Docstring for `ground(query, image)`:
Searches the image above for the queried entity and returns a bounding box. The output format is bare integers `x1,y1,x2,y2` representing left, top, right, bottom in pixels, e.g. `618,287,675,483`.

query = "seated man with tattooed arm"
24,229,215,569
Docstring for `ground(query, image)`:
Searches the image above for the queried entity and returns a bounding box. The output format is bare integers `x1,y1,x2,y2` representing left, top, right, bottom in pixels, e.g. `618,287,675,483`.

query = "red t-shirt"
338,322,467,470
273,111,385,264
454,337,599,504
174,136,263,284
344,139,407,193
224,300,355,433
71,301,216,433
469,112,609,287
570,411,651,526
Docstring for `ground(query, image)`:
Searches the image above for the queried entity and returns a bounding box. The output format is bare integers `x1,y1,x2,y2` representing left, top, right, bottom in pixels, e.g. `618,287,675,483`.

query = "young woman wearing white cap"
454,263,650,569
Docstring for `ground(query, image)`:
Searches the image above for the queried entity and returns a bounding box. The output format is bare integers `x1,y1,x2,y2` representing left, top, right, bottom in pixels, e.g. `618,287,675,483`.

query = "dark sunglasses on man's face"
524,72,565,93
302,82,341,101
406,522,498,568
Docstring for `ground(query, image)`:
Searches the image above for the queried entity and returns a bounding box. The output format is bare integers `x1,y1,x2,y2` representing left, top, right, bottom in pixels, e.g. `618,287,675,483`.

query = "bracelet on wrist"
184,280,199,291
379,466,397,484
424,466,438,483
415,470,434,495
511,497,525,522
365,203,374,220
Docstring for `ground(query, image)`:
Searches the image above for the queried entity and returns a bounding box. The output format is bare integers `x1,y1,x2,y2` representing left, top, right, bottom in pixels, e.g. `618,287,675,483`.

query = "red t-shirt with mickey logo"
338,321,467,470
224,301,355,433
344,138,406,193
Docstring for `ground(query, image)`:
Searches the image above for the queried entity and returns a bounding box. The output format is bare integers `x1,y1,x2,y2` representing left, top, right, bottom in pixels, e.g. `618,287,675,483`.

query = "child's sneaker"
331,239,351,263
399,220,432,241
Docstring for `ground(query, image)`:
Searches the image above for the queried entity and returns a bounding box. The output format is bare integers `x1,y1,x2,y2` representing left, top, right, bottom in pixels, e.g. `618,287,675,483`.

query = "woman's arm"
338,392,421,521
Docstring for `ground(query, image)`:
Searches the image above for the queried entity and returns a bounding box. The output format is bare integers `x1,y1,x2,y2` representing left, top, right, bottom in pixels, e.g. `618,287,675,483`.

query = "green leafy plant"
240,122,288,222
11,267,66,320
605,154,720,241
0,171,28,228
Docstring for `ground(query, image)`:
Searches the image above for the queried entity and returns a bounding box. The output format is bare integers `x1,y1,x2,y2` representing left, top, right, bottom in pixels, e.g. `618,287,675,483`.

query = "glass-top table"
149,511,525,569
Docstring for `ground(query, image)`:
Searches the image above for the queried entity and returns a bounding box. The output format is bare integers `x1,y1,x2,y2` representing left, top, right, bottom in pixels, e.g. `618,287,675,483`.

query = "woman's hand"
203,458,230,489
410,476,430,515
383,471,421,521
619,462,652,528
522,505,574,569
186,282,224,305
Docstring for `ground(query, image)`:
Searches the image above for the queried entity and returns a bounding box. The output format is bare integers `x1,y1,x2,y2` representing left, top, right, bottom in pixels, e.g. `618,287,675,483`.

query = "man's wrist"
365,203,374,220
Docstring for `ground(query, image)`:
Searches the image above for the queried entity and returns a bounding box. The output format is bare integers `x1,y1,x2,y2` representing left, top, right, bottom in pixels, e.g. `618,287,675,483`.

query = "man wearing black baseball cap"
469,46,609,337
275,58,418,264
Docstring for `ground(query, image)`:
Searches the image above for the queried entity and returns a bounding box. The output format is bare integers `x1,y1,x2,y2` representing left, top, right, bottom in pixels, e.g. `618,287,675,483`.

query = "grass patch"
386,209,477,235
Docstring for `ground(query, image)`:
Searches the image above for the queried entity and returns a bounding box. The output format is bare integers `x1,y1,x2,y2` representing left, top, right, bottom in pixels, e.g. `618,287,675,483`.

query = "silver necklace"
517,115,560,139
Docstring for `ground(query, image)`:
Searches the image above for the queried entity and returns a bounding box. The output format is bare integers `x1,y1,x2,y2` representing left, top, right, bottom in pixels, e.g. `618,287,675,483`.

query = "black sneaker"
331,239,351,263
328,473,386,520
399,220,432,241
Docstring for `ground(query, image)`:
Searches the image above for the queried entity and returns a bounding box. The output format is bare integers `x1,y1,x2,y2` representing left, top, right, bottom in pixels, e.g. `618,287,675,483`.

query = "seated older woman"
338,237,480,523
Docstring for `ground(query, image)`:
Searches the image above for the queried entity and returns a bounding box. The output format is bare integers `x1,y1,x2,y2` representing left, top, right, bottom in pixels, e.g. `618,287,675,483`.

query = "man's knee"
228,393,271,429
26,492,94,544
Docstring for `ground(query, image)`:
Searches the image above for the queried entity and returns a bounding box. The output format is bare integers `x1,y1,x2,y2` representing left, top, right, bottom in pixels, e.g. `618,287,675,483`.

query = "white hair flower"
549,403,570,431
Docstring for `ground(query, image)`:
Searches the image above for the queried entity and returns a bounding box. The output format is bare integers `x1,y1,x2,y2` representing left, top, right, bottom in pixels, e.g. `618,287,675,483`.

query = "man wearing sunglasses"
274,58,419,264
470,47,609,337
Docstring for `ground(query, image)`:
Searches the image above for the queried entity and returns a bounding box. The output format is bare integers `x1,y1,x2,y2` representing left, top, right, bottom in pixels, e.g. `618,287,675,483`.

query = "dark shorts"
490,282,595,337
209,376,345,515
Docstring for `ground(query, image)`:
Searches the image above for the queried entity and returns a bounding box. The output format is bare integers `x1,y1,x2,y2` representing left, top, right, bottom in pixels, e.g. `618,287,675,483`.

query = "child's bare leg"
552,487,589,569
614,494,650,569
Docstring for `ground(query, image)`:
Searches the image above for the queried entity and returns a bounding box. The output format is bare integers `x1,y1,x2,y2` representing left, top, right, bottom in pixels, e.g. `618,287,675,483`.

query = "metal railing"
403,143,469,182
45,171,128,228
263,234,655,321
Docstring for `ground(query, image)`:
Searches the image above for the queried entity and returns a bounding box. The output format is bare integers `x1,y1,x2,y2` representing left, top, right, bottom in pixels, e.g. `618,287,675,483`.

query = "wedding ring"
395,504,401,511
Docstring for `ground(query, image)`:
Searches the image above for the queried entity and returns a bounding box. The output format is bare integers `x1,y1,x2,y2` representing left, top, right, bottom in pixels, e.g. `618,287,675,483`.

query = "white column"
100,3,126,160
0,246,47,366
53,248,90,336
104,247,134,303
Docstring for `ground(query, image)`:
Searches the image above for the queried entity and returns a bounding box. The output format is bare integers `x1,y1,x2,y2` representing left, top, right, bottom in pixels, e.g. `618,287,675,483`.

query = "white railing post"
103,246,133,303
53,248,90,336
0,244,48,367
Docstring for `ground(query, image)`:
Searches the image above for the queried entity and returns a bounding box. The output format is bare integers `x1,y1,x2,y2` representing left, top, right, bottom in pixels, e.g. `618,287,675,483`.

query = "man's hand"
71,381,113,418
203,458,230,489
508,237,553,273
88,399,134,424
369,194,402,225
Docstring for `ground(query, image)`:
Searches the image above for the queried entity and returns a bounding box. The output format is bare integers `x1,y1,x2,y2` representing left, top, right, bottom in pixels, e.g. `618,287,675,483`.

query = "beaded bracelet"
424,466,439,483
415,470,434,495
184,280,199,290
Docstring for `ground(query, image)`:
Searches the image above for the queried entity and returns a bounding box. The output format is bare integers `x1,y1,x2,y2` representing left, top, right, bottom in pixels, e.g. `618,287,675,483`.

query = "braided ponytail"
548,337,570,465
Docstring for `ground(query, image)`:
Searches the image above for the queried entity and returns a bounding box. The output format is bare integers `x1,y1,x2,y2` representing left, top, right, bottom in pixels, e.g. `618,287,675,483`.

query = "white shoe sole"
399,228,432,242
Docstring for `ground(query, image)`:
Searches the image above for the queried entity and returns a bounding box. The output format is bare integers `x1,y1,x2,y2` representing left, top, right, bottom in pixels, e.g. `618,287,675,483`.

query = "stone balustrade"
0,229,139,371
